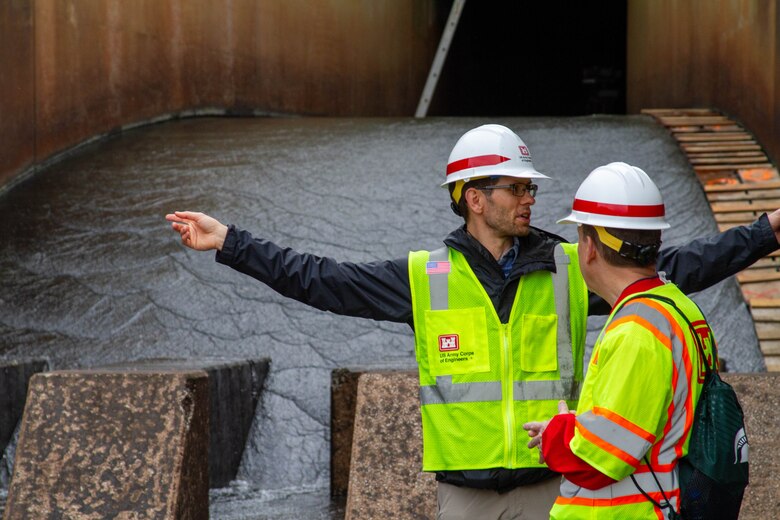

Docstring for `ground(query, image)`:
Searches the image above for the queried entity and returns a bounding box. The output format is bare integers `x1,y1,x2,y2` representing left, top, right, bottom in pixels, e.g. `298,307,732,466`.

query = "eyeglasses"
476,182,538,198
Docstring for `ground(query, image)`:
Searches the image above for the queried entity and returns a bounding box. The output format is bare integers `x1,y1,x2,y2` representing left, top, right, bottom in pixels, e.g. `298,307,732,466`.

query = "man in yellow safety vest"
524,162,718,519
168,127,777,520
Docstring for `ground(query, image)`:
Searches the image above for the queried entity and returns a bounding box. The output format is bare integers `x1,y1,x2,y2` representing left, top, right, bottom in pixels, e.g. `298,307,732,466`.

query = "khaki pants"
437,478,561,520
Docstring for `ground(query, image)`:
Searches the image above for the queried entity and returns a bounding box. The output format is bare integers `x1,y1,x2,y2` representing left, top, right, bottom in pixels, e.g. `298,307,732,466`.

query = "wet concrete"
0,116,766,518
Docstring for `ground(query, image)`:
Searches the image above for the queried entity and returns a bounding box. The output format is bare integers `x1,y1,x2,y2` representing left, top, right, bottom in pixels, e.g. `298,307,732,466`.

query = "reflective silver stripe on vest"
514,378,581,402
419,376,502,405
420,244,577,405
577,410,653,463
428,246,449,311
560,468,679,506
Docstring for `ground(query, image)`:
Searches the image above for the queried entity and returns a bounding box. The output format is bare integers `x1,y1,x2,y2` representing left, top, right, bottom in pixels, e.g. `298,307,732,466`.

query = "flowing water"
0,116,765,518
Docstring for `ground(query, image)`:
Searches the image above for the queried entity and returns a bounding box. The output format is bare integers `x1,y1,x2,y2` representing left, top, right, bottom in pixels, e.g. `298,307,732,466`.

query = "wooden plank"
756,322,780,340
641,108,717,116
714,214,754,224
690,156,768,165
739,169,780,182
740,280,780,301
763,355,780,372
706,191,780,202
710,200,780,213
682,142,759,151
759,341,780,356
688,151,765,159
675,133,752,142
695,163,773,172
750,307,780,321
705,180,780,192
670,125,742,133
659,116,734,125
738,271,780,284
750,298,780,308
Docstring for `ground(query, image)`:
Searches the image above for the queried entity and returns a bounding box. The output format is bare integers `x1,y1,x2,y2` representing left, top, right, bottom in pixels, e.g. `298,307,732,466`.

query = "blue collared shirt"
497,237,520,279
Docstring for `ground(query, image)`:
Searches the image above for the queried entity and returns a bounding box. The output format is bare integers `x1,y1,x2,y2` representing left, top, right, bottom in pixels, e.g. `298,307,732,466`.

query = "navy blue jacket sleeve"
588,213,779,315
216,225,413,324
217,215,778,322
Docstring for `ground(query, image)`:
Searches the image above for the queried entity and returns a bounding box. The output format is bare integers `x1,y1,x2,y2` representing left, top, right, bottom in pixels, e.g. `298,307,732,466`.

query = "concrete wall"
0,0,443,188
627,0,779,164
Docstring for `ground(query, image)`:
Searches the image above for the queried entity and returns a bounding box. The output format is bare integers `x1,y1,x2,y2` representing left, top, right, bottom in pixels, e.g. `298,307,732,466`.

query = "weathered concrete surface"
4,369,209,519
330,368,361,498
0,359,49,458
331,367,415,498
343,371,779,520
102,358,269,489
344,371,435,520
722,372,780,519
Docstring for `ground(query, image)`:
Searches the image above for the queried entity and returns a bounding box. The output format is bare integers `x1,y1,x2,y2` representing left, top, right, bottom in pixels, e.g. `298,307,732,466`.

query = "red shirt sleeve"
541,413,618,490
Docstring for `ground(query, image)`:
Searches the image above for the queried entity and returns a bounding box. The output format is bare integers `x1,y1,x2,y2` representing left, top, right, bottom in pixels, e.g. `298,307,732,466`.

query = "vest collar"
613,274,665,310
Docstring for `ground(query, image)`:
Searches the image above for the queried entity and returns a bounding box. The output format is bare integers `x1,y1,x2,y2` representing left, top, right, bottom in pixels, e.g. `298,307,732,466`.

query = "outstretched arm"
657,210,780,294
165,213,414,324
166,211,229,251
587,211,780,315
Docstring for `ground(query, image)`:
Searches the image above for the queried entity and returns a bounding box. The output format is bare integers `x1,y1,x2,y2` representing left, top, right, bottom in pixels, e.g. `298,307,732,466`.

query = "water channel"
0,116,765,518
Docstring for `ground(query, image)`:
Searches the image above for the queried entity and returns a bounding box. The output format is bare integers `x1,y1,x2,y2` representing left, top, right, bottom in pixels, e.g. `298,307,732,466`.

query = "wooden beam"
695,162,772,172
675,133,752,142
705,180,780,192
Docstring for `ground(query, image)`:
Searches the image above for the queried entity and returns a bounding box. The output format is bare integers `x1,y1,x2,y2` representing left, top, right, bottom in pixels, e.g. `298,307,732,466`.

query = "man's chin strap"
594,226,660,265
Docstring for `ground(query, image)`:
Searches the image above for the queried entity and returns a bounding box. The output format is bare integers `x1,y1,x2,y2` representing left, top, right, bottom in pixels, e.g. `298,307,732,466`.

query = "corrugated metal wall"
627,0,778,164
0,0,444,188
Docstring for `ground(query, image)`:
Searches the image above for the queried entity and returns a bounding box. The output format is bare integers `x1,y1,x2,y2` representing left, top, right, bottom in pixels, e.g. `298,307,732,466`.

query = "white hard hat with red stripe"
443,124,550,202
558,161,670,230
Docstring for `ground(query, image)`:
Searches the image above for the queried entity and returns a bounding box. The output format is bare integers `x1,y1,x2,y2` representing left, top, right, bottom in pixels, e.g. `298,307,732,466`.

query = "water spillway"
0,116,766,518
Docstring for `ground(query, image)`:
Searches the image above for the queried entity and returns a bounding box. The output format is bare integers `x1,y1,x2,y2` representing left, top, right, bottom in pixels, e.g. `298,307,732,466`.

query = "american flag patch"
426,261,451,274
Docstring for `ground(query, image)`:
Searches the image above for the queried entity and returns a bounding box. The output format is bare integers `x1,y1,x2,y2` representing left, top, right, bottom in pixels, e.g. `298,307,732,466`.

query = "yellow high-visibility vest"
550,283,712,519
408,243,588,471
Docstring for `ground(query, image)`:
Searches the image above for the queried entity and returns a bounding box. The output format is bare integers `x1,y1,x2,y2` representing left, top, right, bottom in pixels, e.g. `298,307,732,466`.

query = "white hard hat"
557,162,670,230
443,124,550,188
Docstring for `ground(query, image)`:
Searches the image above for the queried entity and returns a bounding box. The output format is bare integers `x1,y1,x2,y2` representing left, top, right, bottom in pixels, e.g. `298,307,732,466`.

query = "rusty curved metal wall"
0,0,444,188
627,0,779,165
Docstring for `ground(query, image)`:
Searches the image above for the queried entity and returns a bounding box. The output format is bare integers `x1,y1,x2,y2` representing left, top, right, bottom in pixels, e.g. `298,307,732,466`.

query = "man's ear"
582,234,598,264
464,187,484,216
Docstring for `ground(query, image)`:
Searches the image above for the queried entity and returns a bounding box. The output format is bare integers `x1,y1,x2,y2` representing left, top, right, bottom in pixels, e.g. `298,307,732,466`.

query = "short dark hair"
449,177,496,220
581,224,661,268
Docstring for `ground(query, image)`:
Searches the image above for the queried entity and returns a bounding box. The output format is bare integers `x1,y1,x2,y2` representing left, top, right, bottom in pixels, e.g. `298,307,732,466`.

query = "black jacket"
216,214,778,491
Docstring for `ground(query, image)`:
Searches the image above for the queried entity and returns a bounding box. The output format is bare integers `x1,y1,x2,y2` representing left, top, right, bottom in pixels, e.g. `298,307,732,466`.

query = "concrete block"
0,359,49,457
342,371,780,520
722,372,780,519
3,369,209,519
101,358,269,489
344,370,436,520
331,368,361,498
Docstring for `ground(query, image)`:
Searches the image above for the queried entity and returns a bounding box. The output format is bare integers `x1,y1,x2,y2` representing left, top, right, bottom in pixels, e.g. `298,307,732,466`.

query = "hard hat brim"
441,168,551,187
557,210,671,230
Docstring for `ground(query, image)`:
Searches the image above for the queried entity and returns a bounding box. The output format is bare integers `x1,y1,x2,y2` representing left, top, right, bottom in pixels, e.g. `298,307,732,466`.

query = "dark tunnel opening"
428,0,628,116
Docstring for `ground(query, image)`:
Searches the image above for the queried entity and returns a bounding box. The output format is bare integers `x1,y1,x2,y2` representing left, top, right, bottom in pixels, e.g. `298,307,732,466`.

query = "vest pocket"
520,314,558,372
424,308,490,376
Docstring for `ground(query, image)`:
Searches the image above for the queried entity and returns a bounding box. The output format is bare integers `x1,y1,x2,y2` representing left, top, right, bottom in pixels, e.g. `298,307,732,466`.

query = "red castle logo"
519,145,530,156
439,334,459,352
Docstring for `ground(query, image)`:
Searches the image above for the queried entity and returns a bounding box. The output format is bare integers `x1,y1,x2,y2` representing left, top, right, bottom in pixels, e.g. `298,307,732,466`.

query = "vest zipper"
501,323,515,468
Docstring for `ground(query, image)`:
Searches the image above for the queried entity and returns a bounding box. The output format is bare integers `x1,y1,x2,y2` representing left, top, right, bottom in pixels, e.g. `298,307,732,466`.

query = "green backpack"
625,294,749,520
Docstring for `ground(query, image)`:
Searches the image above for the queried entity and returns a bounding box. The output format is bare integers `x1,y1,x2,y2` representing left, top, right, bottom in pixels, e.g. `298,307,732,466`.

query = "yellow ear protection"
594,226,660,264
